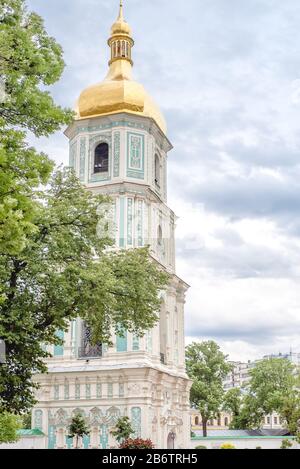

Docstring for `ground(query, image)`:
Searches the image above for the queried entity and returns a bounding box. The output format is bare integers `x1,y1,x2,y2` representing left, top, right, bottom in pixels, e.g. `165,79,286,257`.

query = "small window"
155,154,160,186
157,225,163,247
94,143,109,174
122,41,126,57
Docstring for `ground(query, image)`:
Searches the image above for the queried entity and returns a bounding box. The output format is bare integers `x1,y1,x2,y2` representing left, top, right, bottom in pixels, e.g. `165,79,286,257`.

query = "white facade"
31,13,191,448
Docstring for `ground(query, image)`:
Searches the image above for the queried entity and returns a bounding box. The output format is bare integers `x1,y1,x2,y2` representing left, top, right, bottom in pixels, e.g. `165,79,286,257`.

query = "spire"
108,0,134,68
118,0,124,21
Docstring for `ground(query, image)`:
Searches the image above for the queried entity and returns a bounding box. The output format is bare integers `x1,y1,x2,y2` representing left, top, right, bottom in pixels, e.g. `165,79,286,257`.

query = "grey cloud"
177,237,296,279
185,320,300,344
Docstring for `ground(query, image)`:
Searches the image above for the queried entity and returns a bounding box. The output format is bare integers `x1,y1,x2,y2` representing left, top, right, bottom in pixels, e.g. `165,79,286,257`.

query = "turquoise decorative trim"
66,435,73,449
54,385,59,400
127,132,145,179
75,382,81,400
34,410,43,431
119,383,124,397
79,138,86,182
48,425,56,449
108,383,113,398
127,198,133,246
132,336,140,351
83,435,90,449
69,141,77,170
146,331,152,353
119,197,125,248
137,200,144,247
100,424,108,449
116,329,127,352
113,132,121,177
96,382,102,399
19,429,44,436
64,383,69,400
72,121,148,139
54,330,64,357
131,407,141,438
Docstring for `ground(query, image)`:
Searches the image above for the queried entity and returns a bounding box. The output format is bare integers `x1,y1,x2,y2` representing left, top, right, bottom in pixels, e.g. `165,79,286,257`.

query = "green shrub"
280,439,293,449
195,445,207,449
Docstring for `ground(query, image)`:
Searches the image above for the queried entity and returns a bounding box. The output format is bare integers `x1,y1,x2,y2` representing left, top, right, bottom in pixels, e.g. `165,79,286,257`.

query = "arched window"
117,41,121,56
155,154,160,186
195,417,199,426
224,417,229,427
157,225,163,247
94,143,109,174
122,41,126,57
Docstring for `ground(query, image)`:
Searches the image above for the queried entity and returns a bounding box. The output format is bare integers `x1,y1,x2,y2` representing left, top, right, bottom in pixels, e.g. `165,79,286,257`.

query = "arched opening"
122,41,126,57
94,143,109,174
113,42,117,58
167,432,176,450
195,416,199,426
159,301,167,364
224,417,229,427
155,154,160,186
157,225,163,247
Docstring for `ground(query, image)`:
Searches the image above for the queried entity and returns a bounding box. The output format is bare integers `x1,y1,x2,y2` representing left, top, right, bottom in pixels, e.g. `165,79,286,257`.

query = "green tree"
22,412,31,430
223,388,263,430
0,168,168,414
0,0,72,262
0,412,21,444
0,0,168,415
247,358,300,432
186,341,232,437
111,417,135,444
225,358,300,432
223,388,243,419
0,0,73,135
68,414,90,450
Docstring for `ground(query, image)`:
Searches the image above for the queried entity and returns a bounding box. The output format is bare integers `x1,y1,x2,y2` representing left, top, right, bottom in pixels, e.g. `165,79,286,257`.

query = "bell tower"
33,2,191,450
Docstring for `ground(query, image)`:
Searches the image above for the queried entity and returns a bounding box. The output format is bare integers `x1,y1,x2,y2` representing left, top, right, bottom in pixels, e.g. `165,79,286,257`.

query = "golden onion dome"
110,4,131,37
76,1,167,134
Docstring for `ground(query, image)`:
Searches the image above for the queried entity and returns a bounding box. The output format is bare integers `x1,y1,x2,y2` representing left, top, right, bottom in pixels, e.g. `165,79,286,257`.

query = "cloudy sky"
26,0,300,361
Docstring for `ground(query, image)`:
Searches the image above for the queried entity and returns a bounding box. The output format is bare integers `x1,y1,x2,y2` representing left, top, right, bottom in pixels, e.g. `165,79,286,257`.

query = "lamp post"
0,339,6,364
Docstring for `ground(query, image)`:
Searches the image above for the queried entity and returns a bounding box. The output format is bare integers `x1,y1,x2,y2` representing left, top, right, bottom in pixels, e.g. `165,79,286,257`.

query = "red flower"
119,438,155,449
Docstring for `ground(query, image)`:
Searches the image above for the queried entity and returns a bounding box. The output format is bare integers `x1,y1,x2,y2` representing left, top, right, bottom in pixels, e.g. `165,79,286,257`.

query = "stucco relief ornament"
35,388,44,400
160,417,167,426
90,407,103,426
128,383,141,395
